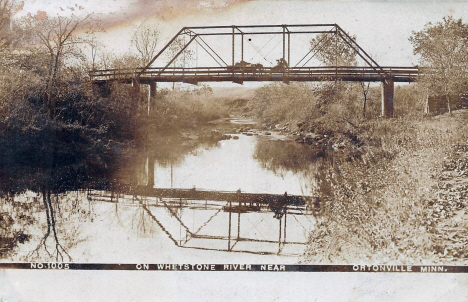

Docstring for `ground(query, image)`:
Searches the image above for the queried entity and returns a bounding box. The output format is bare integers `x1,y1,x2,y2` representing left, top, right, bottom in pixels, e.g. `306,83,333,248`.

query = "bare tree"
21,13,94,116
23,14,92,82
86,35,101,71
164,36,194,90
132,24,159,65
98,50,114,70
359,81,371,119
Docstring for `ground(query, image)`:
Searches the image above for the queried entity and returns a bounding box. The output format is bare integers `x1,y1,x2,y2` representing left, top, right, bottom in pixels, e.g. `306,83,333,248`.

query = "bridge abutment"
381,79,394,118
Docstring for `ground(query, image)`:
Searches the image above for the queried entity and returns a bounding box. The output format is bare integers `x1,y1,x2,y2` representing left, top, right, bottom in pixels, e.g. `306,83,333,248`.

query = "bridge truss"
90,24,420,118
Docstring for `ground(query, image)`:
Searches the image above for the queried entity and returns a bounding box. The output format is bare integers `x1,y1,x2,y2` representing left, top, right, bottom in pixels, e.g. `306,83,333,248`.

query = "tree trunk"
424,94,429,115
362,96,367,119
446,94,452,115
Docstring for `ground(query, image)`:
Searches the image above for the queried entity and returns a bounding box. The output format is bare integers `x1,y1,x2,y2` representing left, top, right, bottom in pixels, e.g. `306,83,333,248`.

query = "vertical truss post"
286,26,290,82
232,26,235,79
241,32,244,78
335,26,338,80
288,30,290,68
282,25,286,63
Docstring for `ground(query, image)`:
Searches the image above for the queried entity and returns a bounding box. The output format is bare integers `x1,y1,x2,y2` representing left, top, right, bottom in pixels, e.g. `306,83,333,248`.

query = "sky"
13,0,468,88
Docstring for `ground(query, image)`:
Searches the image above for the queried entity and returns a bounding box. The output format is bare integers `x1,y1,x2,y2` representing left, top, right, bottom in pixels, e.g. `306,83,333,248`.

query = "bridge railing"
90,66,419,82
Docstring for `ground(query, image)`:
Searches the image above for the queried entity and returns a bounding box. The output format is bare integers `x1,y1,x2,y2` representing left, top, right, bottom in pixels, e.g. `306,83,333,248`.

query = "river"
0,119,326,264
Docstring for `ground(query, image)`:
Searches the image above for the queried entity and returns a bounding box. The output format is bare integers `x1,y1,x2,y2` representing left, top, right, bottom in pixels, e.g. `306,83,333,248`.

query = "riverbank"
303,109,468,264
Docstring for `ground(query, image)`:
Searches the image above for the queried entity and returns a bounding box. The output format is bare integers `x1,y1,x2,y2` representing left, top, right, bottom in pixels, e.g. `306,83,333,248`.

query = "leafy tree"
309,32,375,120
410,16,468,115
309,32,357,67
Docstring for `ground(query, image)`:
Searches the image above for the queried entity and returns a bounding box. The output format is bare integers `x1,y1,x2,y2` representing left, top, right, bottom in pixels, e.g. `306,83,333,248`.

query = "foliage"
249,82,318,128
410,16,468,114
249,82,386,134
303,112,468,263
0,14,148,194
309,32,357,67
148,85,228,131
164,36,194,68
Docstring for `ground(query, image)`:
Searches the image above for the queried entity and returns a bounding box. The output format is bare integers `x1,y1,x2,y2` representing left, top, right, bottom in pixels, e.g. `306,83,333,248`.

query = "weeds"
303,111,468,264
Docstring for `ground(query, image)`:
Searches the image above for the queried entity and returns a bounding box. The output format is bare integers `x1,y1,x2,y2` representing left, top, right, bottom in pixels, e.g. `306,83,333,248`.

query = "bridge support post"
381,78,394,118
148,82,157,114
146,156,155,188
132,78,140,93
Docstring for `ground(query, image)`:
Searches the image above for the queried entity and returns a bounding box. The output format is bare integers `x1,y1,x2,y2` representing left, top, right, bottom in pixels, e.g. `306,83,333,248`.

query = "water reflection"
0,190,95,262
254,139,326,176
146,135,316,195
1,124,325,261
95,192,314,256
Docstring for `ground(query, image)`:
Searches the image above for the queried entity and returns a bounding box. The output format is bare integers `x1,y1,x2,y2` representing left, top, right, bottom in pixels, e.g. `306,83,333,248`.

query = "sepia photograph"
1,0,468,300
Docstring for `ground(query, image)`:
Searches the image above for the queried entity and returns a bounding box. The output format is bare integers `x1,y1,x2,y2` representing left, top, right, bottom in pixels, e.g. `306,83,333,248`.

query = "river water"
1,120,325,263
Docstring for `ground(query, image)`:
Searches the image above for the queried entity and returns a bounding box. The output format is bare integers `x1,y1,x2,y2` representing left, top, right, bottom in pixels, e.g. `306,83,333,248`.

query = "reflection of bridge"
89,186,316,256
102,185,311,207
90,24,420,118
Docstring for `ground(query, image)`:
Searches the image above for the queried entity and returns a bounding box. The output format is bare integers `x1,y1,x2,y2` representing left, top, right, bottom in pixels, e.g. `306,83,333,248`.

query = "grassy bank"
303,110,468,264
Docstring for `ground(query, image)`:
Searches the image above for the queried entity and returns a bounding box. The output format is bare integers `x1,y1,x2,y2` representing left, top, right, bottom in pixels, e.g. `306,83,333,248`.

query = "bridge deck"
90,66,419,84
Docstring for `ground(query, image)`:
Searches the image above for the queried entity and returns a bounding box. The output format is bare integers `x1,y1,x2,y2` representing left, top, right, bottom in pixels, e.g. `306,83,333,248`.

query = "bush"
148,86,229,131
0,79,147,193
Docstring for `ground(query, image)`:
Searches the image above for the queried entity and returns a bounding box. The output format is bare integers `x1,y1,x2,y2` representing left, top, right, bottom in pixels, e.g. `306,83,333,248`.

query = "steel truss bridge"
90,24,420,118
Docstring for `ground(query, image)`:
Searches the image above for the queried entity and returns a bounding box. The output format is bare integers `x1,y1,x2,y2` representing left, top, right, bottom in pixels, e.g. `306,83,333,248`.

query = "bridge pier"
148,82,157,113
381,79,394,118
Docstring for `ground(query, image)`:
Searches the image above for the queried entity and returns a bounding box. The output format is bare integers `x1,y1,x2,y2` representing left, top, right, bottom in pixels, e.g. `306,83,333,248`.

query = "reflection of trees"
26,188,96,262
0,188,95,261
254,139,326,177
0,193,37,259
28,188,71,261
149,132,220,168
131,197,157,237
116,132,221,185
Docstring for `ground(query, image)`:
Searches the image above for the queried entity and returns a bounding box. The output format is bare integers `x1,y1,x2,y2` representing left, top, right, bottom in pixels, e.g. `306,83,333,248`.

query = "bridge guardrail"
89,66,420,82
